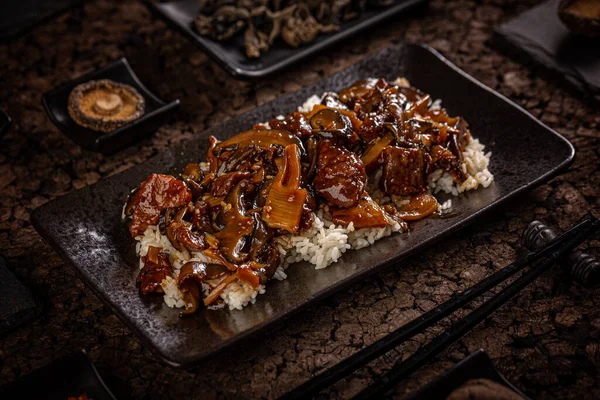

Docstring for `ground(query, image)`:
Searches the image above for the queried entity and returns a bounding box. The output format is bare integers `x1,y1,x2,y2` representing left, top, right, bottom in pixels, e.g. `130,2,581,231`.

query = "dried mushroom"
68,79,145,132
559,0,600,37
193,0,395,58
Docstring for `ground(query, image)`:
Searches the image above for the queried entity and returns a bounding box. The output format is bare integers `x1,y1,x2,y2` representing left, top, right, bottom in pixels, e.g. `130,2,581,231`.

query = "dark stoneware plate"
31,43,574,368
408,350,531,400
144,0,428,79
0,350,117,400
42,57,180,154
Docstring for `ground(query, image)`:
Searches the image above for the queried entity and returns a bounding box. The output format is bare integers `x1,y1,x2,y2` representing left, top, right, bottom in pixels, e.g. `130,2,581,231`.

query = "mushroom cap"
67,79,145,133
559,0,600,37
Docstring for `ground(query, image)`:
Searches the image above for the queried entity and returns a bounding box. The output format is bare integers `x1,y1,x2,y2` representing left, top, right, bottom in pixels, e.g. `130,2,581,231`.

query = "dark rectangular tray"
31,43,574,368
144,0,428,79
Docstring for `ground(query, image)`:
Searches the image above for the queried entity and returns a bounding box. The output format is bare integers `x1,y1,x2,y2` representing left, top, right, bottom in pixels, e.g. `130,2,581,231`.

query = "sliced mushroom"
215,180,255,263
309,108,354,140
178,261,231,316
214,129,304,155
262,144,308,233
361,131,394,173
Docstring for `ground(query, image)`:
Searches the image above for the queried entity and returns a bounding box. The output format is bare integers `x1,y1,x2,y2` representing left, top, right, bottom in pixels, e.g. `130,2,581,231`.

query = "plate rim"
31,42,575,368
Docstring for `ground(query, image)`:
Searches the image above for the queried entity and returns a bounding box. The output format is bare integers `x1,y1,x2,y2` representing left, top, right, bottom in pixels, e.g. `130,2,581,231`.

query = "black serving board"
494,0,600,103
145,0,428,79
31,43,574,368
0,350,117,400
408,350,531,400
42,57,180,153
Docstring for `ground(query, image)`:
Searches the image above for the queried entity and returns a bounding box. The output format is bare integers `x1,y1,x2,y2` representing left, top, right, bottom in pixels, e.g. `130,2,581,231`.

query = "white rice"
134,83,493,311
428,138,493,196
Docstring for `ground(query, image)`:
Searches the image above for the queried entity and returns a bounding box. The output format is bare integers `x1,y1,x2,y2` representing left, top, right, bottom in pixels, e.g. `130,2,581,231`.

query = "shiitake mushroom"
309,108,353,139
67,79,145,133
559,0,600,37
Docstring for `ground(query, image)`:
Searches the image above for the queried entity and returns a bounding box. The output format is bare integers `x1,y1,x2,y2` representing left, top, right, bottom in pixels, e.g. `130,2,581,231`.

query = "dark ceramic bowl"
0,108,11,140
42,57,180,153
408,350,531,400
144,0,428,79
0,350,117,400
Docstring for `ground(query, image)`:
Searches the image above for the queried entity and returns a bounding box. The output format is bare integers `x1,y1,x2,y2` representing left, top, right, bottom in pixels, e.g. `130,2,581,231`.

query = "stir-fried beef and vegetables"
124,77,489,315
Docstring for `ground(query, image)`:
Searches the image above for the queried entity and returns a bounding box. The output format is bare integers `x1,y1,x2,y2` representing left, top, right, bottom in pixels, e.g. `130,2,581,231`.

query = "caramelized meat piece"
379,146,428,196
269,112,312,138
314,139,366,207
339,78,390,118
431,144,462,180
137,248,172,294
211,171,251,197
359,112,397,143
331,193,389,229
128,174,192,237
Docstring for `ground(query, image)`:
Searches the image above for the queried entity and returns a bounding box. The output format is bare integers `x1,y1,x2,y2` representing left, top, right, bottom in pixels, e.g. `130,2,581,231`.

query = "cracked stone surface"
1,0,599,399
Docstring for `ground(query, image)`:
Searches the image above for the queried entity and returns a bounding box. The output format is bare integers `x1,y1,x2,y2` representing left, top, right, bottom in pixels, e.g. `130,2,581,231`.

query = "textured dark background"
1,0,599,399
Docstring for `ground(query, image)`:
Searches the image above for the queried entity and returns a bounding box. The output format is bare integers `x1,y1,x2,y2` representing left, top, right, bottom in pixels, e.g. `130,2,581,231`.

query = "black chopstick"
280,216,599,400
352,216,600,399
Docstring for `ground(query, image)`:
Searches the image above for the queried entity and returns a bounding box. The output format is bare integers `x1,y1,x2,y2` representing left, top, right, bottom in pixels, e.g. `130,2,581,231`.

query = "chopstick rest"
522,220,600,287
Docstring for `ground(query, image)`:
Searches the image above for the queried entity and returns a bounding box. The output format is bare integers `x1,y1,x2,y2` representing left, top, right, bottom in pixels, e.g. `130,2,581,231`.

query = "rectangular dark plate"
42,57,180,153
144,0,428,79
408,350,531,400
31,43,574,368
